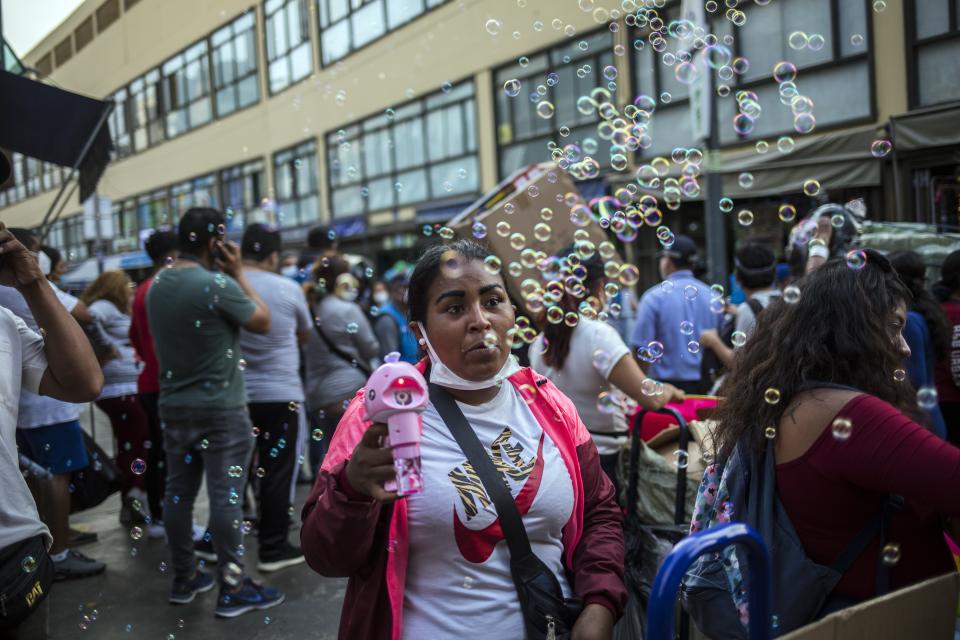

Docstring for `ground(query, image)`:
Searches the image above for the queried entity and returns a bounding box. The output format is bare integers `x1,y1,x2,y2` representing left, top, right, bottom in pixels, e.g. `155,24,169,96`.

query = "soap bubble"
893,368,907,382
870,139,892,158
881,542,900,565
130,459,147,475
485,18,502,35
764,387,782,405
845,249,867,270
831,417,853,440
917,386,939,410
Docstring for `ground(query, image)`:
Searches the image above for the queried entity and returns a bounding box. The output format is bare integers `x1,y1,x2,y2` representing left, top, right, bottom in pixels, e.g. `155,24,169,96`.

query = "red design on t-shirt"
452,435,545,564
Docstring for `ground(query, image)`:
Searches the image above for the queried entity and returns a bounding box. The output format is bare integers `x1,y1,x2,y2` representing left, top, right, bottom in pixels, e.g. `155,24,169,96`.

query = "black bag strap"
829,494,903,594
313,319,373,376
745,297,764,317
428,382,535,563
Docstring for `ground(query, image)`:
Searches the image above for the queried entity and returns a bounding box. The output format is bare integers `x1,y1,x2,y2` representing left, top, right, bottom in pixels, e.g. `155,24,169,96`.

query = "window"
53,214,90,261
74,16,95,52
495,30,614,178
161,40,213,138
96,0,121,33
317,0,446,66
109,87,132,158
35,53,53,76
272,140,319,227
54,36,73,66
112,200,139,252
211,11,260,117
264,0,313,95
137,188,172,232
129,69,165,152
907,0,960,107
327,80,478,217
41,162,63,191
630,0,871,153
24,158,41,197
170,174,218,219
220,159,267,229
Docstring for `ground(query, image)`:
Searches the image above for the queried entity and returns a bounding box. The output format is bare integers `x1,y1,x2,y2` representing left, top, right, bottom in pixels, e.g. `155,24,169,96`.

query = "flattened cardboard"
781,572,959,640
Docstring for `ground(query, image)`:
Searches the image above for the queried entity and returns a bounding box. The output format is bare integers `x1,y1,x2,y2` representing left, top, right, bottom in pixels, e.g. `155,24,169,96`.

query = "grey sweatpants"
159,406,254,583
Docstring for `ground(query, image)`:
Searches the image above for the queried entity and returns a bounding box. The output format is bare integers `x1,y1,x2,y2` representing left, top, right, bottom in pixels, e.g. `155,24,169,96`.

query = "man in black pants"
240,224,313,572
129,229,178,537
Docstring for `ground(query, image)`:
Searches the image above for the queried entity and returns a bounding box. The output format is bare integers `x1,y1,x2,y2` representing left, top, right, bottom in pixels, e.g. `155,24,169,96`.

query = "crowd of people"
1,199,959,638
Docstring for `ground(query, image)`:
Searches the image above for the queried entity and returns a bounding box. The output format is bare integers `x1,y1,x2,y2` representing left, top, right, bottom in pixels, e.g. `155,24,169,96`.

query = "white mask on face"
336,289,359,303
281,265,299,278
415,321,521,391
372,291,390,306
36,251,51,276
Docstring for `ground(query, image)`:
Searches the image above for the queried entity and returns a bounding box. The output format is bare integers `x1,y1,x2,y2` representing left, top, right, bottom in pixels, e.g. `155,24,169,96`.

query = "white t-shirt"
528,318,631,456
0,283,82,428
402,383,573,639
0,305,51,549
733,289,781,347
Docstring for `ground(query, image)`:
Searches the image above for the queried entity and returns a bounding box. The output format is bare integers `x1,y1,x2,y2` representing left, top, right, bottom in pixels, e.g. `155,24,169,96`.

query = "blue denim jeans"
160,406,254,583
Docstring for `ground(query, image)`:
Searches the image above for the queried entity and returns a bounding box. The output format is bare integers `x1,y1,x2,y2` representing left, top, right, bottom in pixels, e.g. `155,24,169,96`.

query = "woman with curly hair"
889,250,950,439
711,249,960,607
82,270,150,524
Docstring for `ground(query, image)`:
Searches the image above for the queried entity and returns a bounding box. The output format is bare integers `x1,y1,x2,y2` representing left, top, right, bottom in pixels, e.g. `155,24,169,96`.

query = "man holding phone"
146,207,283,618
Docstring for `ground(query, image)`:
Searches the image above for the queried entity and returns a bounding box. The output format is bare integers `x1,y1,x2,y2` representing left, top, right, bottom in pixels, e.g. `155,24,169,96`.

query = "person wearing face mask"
372,272,418,364
302,256,380,475
301,240,626,640
529,244,685,495
278,251,300,280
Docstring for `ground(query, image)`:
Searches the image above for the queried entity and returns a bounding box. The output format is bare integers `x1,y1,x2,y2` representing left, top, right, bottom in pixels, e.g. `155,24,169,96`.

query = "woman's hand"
345,423,399,503
571,603,614,640
699,328,720,351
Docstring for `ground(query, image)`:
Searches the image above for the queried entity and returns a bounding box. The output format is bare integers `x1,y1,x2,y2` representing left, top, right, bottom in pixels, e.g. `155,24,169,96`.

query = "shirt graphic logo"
449,427,545,563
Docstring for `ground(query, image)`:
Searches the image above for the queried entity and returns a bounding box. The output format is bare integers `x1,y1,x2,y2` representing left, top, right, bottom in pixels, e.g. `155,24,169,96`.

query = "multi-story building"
0,0,957,286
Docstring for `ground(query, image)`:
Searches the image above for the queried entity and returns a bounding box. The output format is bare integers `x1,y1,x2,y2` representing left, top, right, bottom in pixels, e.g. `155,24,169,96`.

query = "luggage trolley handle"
626,407,690,525
647,523,773,640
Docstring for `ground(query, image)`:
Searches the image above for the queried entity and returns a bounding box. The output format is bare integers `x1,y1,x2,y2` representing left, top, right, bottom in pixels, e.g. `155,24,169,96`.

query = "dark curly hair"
408,240,496,327
712,249,915,462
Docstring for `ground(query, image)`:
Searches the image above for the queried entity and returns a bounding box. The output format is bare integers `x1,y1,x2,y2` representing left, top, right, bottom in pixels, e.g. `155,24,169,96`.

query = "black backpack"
701,298,764,387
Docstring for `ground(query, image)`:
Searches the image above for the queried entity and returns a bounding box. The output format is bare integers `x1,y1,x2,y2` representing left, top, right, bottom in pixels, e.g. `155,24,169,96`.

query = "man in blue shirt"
629,235,720,394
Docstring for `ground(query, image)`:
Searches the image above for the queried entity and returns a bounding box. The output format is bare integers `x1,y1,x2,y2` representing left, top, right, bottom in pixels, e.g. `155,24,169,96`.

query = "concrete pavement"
48,405,346,639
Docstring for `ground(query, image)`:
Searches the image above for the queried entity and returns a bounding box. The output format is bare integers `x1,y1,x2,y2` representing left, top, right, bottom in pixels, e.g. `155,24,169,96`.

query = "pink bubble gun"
362,352,429,496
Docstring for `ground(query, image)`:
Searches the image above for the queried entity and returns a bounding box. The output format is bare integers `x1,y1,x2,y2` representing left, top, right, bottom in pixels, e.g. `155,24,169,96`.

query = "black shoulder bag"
429,382,583,639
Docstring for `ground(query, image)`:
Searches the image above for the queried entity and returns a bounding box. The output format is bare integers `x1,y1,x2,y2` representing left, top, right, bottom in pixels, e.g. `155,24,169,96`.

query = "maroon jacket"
301,365,627,639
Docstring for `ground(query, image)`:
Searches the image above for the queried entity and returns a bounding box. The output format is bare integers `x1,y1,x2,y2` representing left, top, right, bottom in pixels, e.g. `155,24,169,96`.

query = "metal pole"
94,192,104,274
702,67,728,286
36,100,114,240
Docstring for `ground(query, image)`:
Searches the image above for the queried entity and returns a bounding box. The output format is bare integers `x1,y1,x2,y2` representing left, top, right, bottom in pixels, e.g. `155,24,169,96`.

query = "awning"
61,250,153,286
715,124,884,199
890,103,960,152
0,70,113,203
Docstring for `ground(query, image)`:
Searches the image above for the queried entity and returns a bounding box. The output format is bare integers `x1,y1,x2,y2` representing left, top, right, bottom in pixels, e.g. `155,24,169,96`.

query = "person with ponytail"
529,244,684,492
933,249,960,445
889,250,950,439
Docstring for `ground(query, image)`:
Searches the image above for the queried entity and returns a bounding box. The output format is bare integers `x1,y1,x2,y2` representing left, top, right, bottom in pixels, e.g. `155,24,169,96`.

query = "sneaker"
54,550,106,581
257,543,305,573
215,578,284,619
194,537,217,562
169,571,215,604
191,522,207,542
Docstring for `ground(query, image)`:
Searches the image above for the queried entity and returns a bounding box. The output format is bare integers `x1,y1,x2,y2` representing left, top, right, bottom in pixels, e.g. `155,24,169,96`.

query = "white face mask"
372,291,390,306
36,251,51,276
415,321,521,391
281,265,299,278
336,289,359,303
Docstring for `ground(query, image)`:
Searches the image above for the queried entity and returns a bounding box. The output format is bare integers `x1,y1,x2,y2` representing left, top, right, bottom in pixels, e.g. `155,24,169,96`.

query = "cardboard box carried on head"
448,163,628,318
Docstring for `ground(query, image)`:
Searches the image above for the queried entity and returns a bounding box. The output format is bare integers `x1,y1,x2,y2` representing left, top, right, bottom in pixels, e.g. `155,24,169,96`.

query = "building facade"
0,0,956,282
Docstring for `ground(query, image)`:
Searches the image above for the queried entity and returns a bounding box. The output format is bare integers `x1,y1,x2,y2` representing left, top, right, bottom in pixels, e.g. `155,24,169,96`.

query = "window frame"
210,9,261,119
904,0,960,108
325,78,480,219
219,157,267,229
316,0,448,68
263,0,315,96
492,28,615,180
626,0,876,155
271,139,320,227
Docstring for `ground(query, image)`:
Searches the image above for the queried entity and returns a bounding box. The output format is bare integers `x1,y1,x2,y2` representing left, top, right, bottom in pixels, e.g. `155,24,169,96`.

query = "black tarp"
0,70,113,203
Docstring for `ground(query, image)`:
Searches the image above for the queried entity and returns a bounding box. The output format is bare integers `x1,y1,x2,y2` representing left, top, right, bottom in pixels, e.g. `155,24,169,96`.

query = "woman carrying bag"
300,240,625,640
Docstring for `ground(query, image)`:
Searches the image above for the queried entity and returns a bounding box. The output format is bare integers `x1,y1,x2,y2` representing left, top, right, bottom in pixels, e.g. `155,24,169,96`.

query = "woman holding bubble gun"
301,240,626,640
